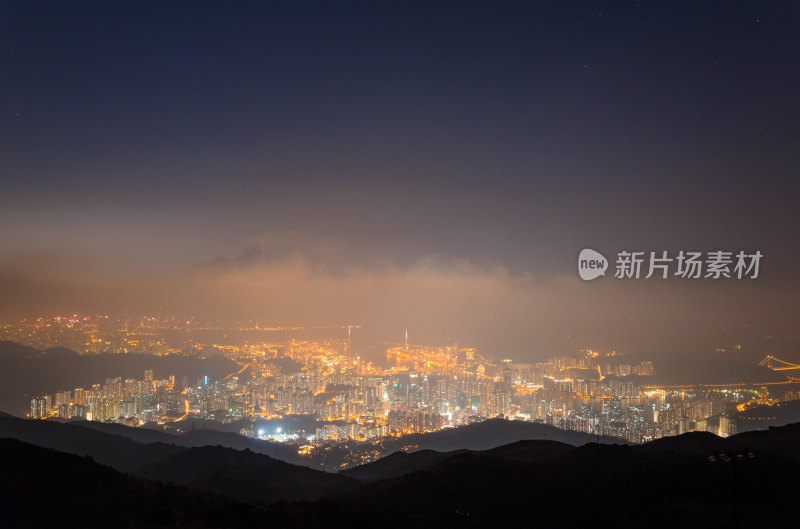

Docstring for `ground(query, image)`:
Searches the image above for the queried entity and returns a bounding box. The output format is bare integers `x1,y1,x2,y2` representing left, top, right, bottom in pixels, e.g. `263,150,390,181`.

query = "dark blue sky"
1,1,799,359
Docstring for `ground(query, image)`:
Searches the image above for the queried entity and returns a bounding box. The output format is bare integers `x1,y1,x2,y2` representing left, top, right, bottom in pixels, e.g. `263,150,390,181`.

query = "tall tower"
404,328,408,351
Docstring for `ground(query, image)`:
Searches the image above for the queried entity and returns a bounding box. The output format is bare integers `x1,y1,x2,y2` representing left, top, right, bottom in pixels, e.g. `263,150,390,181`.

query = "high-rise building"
30,396,50,419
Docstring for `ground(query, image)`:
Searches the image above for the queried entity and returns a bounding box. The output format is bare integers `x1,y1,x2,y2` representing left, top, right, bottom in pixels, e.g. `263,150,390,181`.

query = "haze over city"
3,1,799,361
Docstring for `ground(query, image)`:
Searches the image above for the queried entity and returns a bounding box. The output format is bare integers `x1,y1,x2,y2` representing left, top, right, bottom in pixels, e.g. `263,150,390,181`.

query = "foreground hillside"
0,412,624,471
0,438,265,529
3,413,800,528
0,412,354,504
324,431,800,529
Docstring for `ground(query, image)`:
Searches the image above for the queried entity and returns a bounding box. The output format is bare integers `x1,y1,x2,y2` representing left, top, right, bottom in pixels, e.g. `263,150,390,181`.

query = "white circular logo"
578,249,608,280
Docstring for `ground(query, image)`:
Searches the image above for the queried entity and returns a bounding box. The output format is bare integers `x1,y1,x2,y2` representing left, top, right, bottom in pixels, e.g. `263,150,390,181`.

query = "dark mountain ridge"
4,416,800,528
380,417,625,453
0,413,352,504
0,437,265,529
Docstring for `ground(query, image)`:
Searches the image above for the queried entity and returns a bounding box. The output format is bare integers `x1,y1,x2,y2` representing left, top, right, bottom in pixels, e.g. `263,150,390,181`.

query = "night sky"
2,1,799,360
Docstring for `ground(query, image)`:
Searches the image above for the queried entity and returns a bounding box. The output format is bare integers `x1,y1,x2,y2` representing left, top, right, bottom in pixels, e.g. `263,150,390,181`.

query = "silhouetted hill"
58,417,187,444
342,439,574,481
2,412,318,468
179,428,310,465
0,414,353,504
139,445,356,503
0,414,183,472
72,417,309,464
379,418,624,454
0,340,239,414
480,438,575,460
4,415,800,528
0,340,43,356
289,429,800,528
0,438,264,529
638,422,800,463
727,422,800,458
341,449,467,481
638,430,725,456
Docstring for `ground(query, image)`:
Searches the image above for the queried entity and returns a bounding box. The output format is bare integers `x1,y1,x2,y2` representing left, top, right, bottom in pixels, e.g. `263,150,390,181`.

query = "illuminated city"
2,1,800,527
6,313,800,472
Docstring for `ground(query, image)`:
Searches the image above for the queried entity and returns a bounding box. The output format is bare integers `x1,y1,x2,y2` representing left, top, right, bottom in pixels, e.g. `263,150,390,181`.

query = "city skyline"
13,319,799,471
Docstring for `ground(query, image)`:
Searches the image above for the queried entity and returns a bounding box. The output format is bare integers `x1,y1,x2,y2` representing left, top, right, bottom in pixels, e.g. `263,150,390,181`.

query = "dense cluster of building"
8,314,791,447
1,315,179,355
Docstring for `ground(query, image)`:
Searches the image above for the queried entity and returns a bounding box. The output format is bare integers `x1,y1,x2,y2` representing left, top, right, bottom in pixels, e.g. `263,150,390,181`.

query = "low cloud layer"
2,232,796,361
